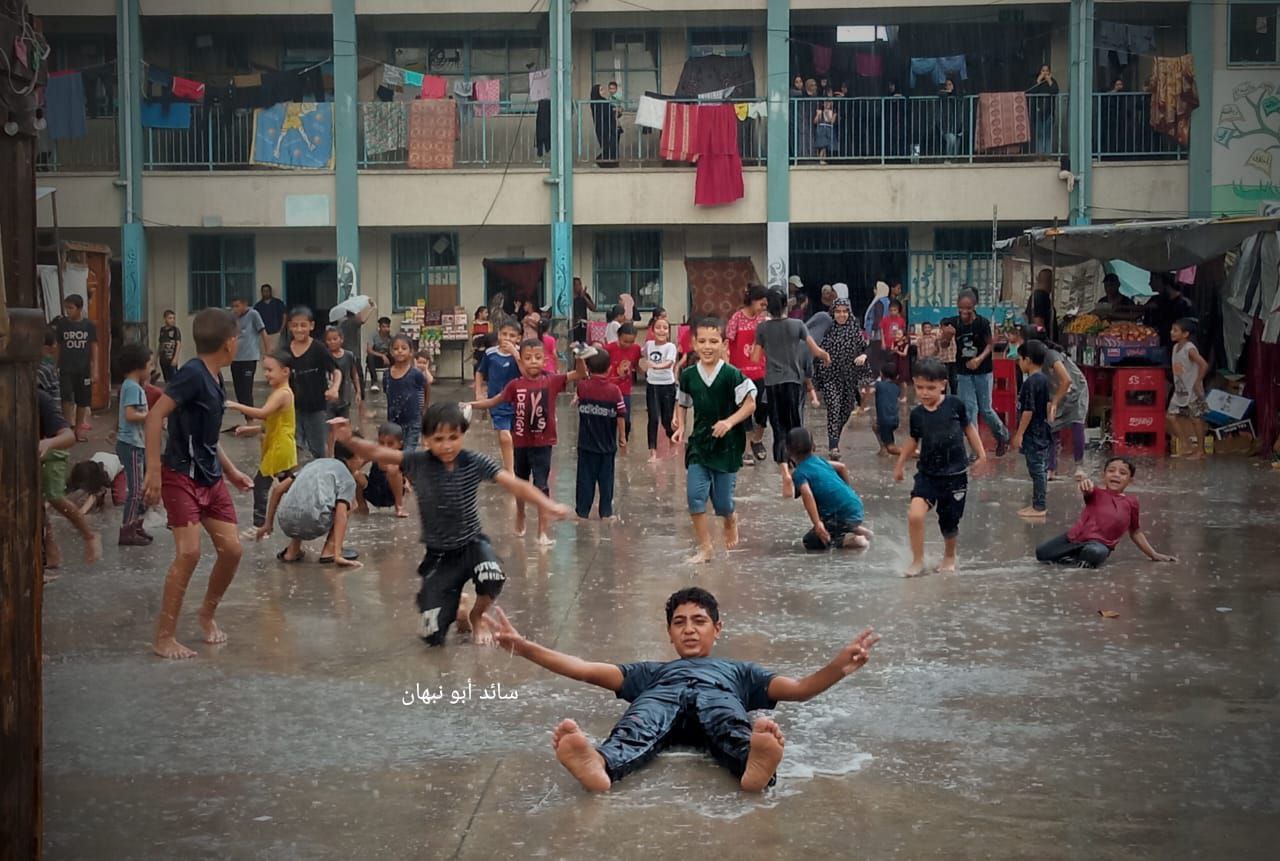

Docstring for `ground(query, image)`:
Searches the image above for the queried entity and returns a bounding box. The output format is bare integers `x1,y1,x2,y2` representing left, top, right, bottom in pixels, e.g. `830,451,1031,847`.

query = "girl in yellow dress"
227,352,297,532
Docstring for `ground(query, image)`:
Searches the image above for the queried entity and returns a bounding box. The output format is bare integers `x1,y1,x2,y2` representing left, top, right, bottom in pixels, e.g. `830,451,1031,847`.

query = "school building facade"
33,0,1224,355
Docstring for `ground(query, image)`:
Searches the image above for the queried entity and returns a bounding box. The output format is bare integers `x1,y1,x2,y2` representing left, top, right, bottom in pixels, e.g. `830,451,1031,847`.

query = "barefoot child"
605,323,642,442
469,338,586,544
143,308,254,659
1168,317,1209,459
1010,339,1052,518
331,403,570,646
781,428,871,551
226,351,297,528
54,293,97,441
383,335,428,452
359,422,407,516
873,362,902,456
574,349,627,519
366,316,393,393
489,587,880,793
671,318,758,563
752,289,830,477
324,325,362,422
257,440,365,568
1035,457,1177,568
40,388,102,571
894,357,985,577
116,343,152,546
286,307,341,460
475,320,522,473
156,309,181,382
641,317,678,462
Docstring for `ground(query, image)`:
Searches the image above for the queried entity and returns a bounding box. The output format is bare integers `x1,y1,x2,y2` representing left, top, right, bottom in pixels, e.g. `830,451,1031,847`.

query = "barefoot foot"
197,612,228,645
903,561,930,578
514,510,527,537
843,534,871,549
335,557,364,569
84,533,103,564
394,507,409,519
685,544,715,564
723,515,739,549
740,717,785,792
153,637,197,659
937,556,958,574
536,532,556,547
552,719,611,792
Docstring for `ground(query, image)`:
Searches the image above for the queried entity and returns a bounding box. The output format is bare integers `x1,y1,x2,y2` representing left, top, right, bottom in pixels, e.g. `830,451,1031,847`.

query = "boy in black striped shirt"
331,403,569,645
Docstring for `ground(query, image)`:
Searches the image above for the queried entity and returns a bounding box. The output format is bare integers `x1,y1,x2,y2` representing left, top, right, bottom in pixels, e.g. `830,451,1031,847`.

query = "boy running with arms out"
331,403,570,646
143,309,255,659
894,357,986,577
672,318,758,564
489,587,879,792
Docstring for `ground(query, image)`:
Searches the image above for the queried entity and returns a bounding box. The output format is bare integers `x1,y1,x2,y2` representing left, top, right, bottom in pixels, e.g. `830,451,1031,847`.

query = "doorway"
483,258,546,318
283,260,337,334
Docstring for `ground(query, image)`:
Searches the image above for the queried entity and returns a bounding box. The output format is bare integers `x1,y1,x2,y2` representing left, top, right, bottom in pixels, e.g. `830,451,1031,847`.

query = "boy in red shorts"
143,308,254,659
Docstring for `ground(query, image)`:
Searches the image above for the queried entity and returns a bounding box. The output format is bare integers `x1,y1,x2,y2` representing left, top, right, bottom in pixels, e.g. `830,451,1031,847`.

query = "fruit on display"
1066,313,1106,335
1099,322,1157,341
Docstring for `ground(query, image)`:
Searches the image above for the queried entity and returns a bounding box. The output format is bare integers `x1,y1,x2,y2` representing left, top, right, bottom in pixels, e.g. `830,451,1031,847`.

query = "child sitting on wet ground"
331,402,569,646
358,422,407,515
489,586,879,792
1035,457,1177,568
781,428,872,551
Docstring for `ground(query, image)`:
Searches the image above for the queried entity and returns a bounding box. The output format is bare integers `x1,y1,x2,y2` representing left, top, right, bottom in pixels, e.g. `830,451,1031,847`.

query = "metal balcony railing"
1092,92,1185,160
35,116,120,172
144,104,255,170
357,100,549,169
574,99,766,166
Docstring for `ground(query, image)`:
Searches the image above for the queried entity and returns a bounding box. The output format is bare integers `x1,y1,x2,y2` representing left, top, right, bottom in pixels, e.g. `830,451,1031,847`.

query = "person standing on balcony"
938,78,963,158
591,84,620,165
1027,64,1060,157
255,284,287,347
813,99,837,164
798,79,819,160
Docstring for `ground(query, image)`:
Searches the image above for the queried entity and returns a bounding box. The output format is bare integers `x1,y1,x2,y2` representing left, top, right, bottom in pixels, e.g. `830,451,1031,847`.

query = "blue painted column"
765,0,790,289
549,0,573,322
1187,1,1214,216
1067,0,1094,225
333,0,360,299
117,0,146,342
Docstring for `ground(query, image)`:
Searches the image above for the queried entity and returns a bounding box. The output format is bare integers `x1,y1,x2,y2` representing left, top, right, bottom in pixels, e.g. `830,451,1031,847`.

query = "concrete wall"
358,171,549,228
35,177,121,230
143,173,336,229
1093,162,1189,220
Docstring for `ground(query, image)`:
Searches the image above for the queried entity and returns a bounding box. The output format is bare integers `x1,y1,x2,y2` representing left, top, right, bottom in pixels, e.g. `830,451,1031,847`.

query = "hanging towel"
403,70,424,88
635,93,667,130
361,102,407,155
140,99,193,130
975,92,1030,153
734,102,749,121
811,45,833,77
908,58,940,88
381,64,406,87
854,52,884,78
375,84,395,103
694,103,744,207
659,101,699,161
171,76,205,102
747,101,768,120
528,68,551,102
535,99,551,156
408,99,458,169
937,55,968,83
146,66,173,88
233,73,262,89
473,79,501,117
1095,21,1130,64
420,74,447,100
1147,54,1198,147
45,72,87,139
453,80,474,99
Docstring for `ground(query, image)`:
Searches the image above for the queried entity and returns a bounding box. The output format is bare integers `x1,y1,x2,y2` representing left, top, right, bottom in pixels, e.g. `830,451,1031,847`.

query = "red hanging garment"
171,76,205,102
659,102,700,162
694,103,744,207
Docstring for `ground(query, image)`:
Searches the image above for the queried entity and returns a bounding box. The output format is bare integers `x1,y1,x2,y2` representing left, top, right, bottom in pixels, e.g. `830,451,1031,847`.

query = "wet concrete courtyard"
41,382,1280,859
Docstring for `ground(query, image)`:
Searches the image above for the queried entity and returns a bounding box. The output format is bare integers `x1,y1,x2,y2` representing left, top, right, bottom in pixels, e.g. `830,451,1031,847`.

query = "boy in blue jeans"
781,428,872,550
671,318,757,564
1010,339,1053,518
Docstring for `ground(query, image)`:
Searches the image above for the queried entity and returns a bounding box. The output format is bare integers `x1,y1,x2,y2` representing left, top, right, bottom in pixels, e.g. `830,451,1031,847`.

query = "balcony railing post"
967,96,975,163
207,107,214,171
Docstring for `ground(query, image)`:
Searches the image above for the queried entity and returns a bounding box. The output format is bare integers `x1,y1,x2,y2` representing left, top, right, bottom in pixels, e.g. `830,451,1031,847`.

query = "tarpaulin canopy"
993,217,1280,272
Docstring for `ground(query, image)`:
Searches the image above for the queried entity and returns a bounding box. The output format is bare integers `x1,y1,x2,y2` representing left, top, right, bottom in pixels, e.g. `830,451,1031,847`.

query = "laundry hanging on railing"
636,92,672,130
408,99,459,169
975,92,1030,154
535,99,551,156
694,103,744,207
142,65,206,104
854,52,884,79
1095,21,1157,66
528,68,551,102
908,55,969,88
250,102,334,170
381,64,406,88
675,55,757,100
419,74,447,100
453,80,474,99
1147,54,1198,147
472,79,501,117
811,45,833,77
659,102,700,161
140,99,192,129
45,72,87,139
361,102,407,154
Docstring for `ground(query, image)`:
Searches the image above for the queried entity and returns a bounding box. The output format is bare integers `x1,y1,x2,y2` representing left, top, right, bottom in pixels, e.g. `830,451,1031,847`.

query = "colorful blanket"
361,103,407,156
976,92,1030,154
251,102,333,169
408,100,458,169
1148,54,1199,148
659,102,699,162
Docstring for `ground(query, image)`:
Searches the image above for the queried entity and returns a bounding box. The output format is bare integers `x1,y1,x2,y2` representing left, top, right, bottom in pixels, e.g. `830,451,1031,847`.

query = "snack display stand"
400,303,471,380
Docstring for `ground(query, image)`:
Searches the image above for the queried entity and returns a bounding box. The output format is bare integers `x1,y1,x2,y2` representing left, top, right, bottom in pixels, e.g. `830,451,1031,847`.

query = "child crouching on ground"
331,403,569,646
358,422,407,515
258,439,365,568
781,428,872,551
1035,457,1177,568
873,362,901,456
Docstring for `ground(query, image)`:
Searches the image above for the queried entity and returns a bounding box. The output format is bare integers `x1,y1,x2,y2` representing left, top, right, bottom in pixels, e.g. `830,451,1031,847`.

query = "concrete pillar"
1067,0,1094,225
118,0,147,342
1187,0,1214,216
765,0,790,289
549,0,573,322
333,0,359,299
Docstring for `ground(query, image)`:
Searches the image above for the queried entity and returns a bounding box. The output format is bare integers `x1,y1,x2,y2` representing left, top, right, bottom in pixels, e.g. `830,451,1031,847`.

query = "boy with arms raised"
489,587,879,792
143,309,255,659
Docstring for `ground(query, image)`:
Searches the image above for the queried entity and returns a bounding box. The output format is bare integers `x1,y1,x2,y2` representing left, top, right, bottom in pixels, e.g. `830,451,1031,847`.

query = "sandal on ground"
319,548,359,564
276,548,304,563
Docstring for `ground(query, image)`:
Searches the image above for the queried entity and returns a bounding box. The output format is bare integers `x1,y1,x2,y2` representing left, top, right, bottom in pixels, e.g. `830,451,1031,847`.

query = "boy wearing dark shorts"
54,293,97,440
894,358,985,578
489,586,879,792
143,308,254,659
781,428,872,551
332,403,569,647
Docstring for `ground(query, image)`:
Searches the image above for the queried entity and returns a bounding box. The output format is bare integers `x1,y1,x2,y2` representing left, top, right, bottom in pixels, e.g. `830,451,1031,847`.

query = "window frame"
592,230,663,312
188,234,255,314
590,29,661,108
1229,1,1280,66
687,27,752,59
391,232,461,312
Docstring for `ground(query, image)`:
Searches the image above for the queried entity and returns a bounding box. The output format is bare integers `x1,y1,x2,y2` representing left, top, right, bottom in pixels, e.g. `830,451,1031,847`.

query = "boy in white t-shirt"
640,317,680,462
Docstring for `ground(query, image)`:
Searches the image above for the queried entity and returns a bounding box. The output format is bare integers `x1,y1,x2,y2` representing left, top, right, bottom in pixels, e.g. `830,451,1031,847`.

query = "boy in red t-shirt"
605,323,643,441
470,338,587,545
1034,457,1177,568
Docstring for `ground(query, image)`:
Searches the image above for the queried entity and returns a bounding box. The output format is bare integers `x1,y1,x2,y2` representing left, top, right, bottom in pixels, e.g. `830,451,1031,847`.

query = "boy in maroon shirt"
1035,456,1177,568
605,323,643,441
470,338,587,545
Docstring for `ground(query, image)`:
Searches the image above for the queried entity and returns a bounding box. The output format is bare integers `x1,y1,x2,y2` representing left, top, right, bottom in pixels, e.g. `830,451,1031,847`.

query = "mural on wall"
1213,71,1280,215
